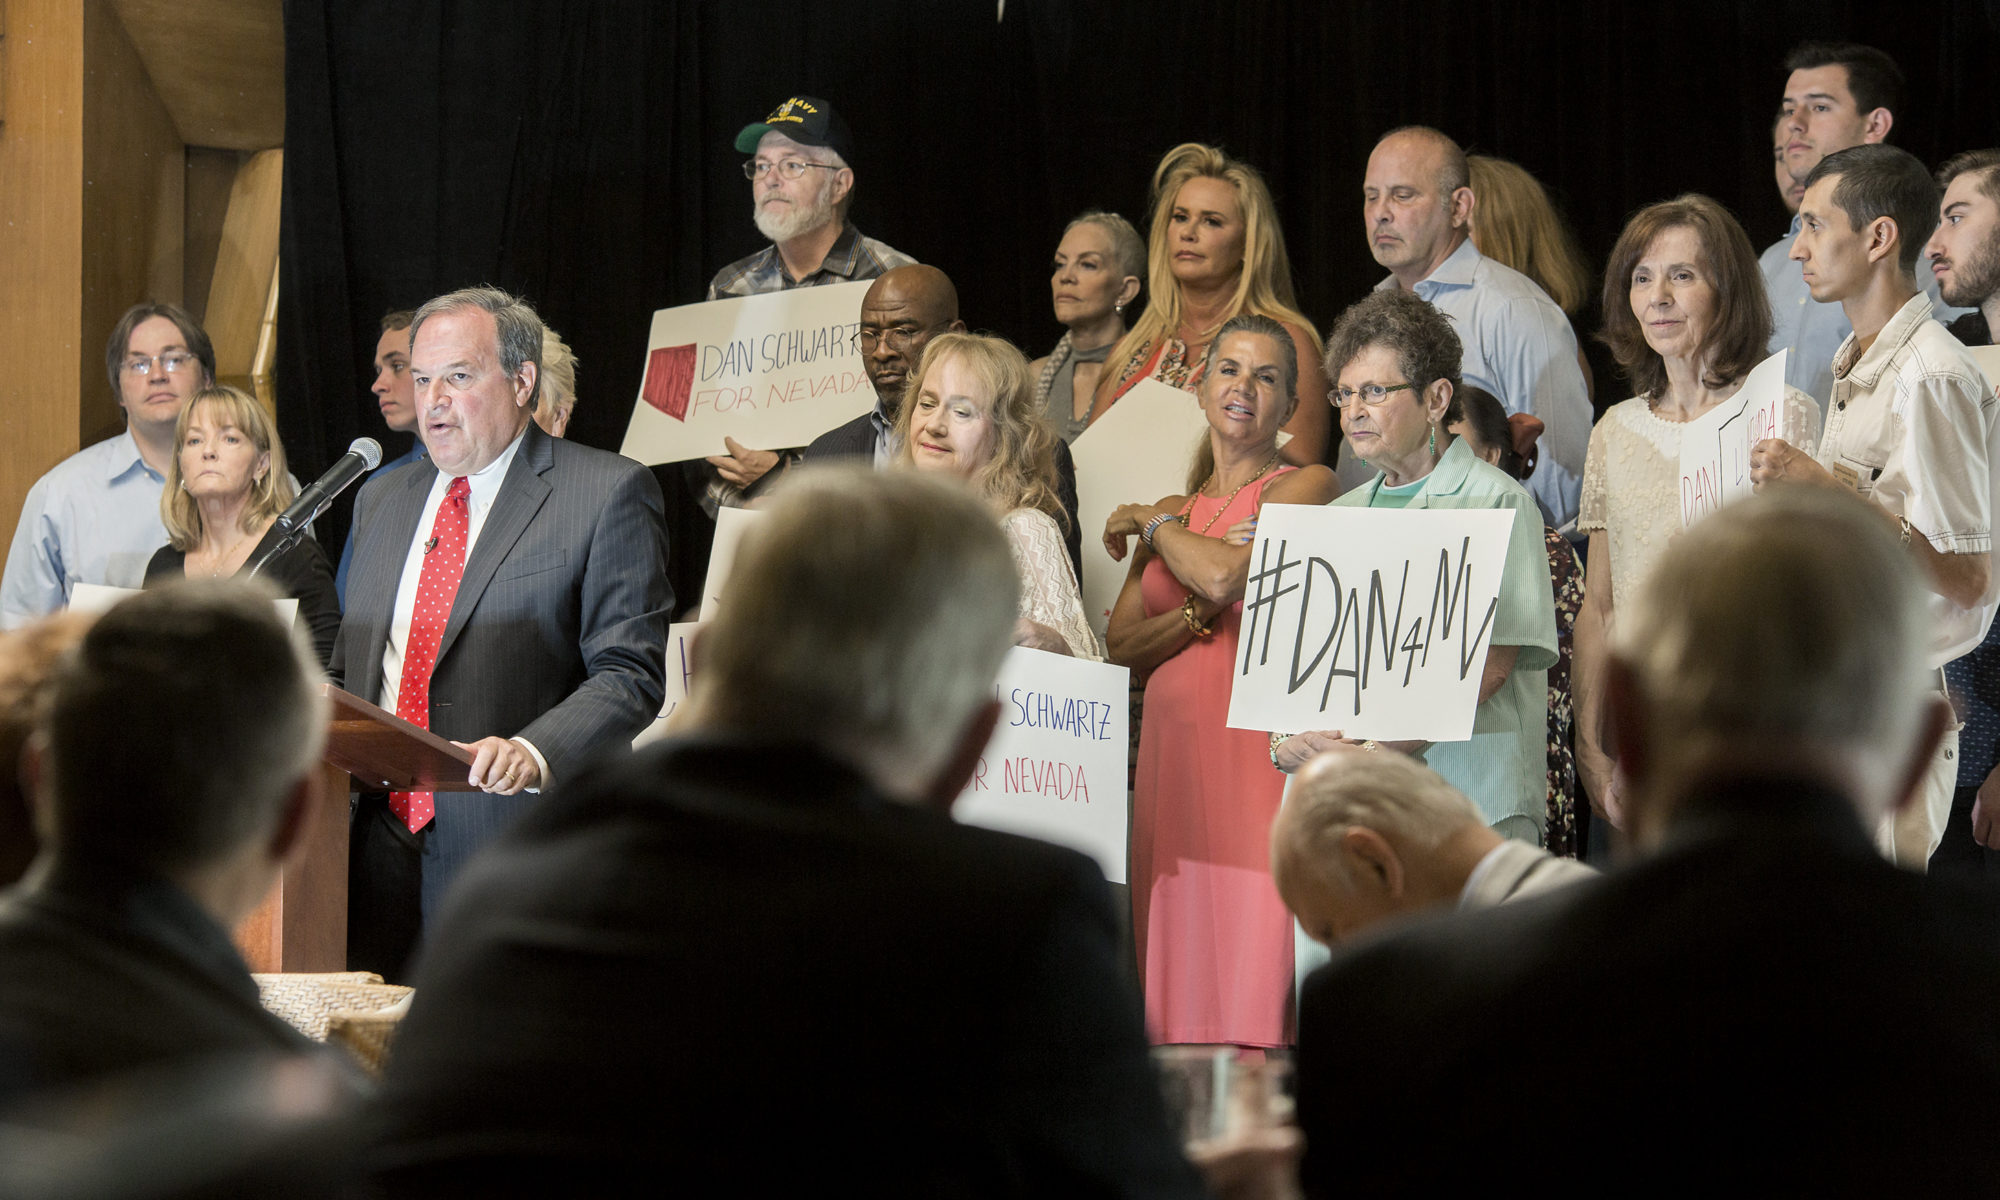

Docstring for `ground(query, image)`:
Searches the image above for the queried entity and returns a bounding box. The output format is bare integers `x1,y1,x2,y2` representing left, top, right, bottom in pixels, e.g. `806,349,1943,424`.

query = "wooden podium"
233,684,477,973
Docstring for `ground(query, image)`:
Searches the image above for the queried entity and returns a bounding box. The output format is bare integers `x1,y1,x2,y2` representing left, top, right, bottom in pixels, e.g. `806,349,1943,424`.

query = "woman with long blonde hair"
896,333,1100,659
1091,143,1330,466
1467,154,1597,400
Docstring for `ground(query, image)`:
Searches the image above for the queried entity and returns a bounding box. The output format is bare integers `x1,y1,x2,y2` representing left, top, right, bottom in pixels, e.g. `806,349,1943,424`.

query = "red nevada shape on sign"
641,344,698,421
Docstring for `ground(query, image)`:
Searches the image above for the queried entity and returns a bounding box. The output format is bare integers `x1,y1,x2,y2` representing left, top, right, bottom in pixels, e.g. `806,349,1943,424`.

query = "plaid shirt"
705,222,914,299
699,222,914,511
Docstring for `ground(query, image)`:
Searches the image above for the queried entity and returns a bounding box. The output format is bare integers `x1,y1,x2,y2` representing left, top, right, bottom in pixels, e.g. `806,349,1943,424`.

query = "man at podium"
332,286,670,979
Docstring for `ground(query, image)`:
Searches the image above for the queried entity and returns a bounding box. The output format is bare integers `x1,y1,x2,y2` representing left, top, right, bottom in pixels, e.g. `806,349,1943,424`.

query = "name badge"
1830,460,1864,492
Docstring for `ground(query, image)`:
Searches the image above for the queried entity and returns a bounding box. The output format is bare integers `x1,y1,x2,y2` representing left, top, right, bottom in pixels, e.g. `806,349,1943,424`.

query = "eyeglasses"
742,159,840,182
852,326,935,353
122,353,199,379
1330,382,1419,409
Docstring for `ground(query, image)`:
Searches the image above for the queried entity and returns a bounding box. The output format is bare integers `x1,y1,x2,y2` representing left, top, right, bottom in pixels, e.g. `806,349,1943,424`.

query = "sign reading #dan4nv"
620,281,872,465
1224,505,1513,743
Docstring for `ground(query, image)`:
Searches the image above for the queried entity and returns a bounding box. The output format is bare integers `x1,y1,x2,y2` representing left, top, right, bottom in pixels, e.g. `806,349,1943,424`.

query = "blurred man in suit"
334,286,669,980
1293,485,2000,1196
0,581,326,1106
373,468,1206,1197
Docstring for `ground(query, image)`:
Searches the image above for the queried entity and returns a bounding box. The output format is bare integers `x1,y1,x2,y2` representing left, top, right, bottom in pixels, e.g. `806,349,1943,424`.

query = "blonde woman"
1467,154,1596,400
145,385,341,666
1092,142,1330,465
895,333,1101,659
535,327,578,438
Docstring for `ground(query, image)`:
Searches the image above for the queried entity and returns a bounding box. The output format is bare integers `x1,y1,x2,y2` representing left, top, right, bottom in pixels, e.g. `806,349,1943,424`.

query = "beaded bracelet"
1141,513,1175,548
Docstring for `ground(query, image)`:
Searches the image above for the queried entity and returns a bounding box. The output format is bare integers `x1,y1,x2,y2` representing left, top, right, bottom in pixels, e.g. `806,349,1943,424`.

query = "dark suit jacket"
0,859,316,1108
1296,778,2000,1197
331,423,670,905
373,735,1204,1199
806,410,1085,582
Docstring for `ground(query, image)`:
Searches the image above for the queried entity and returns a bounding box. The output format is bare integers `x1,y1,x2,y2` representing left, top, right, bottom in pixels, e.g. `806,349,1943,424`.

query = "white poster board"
1677,349,1788,527
633,622,700,748
700,507,763,621
1071,378,1213,640
953,646,1131,882
1224,504,1513,742
620,282,873,465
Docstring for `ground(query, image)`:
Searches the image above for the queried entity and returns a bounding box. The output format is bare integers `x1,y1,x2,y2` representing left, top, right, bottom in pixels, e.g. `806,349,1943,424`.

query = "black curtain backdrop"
278,0,2000,571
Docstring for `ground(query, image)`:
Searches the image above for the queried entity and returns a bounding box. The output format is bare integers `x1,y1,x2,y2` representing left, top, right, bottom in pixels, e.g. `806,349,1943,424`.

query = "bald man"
1271,751,1593,948
809,265,1084,576
1352,126,1591,530
807,266,963,464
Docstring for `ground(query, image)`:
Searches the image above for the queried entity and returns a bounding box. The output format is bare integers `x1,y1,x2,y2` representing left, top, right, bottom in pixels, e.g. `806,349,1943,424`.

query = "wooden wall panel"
206,146,283,393
79,0,184,448
184,146,246,320
0,0,86,561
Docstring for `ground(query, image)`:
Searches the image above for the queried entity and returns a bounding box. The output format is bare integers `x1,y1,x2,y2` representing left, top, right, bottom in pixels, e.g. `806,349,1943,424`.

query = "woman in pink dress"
1103,314,1339,1049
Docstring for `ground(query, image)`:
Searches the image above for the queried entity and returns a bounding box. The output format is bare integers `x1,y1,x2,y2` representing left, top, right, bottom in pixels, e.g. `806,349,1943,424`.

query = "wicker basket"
253,971,411,1039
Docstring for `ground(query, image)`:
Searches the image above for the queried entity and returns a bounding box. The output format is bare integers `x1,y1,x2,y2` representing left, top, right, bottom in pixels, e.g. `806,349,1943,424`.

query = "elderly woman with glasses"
1271,290,1557,848
1103,313,1339,1051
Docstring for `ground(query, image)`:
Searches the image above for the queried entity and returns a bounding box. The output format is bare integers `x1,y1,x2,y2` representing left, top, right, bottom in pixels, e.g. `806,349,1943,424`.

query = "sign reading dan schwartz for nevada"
620,281,872,465
954,648,1131,883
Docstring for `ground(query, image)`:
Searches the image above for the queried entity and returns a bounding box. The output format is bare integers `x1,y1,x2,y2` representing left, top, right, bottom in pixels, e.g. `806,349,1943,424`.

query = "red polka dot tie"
390,476,470,833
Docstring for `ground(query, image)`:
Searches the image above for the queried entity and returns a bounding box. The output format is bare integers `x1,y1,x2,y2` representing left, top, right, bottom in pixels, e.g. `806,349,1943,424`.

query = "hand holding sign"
707,437,783,490
1681,350,1838,517
1746,436,1836,492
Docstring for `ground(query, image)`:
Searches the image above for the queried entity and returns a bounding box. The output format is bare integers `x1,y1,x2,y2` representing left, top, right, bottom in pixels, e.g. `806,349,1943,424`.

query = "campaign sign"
954,647,1131,882
1071,378,1214,641
1678,349,1788,527
633,622,701,749
620,281,873,465
1224,504,1513,742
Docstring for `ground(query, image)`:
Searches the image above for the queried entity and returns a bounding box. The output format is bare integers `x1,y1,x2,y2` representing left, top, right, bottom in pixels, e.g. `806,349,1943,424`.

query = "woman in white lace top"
894,333,1102,659
1575,194,1823,825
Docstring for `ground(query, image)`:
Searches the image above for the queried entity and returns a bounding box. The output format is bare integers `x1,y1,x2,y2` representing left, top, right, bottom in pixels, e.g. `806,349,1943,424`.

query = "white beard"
753,178,837,244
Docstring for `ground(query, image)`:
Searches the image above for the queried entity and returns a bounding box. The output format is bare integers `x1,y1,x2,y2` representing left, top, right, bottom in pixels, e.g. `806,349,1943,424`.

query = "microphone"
273,438,383,538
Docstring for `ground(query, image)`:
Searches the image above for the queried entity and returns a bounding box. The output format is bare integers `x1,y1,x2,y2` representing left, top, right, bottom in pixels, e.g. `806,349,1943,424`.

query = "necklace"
196,530,255,578
1178,449,1283,535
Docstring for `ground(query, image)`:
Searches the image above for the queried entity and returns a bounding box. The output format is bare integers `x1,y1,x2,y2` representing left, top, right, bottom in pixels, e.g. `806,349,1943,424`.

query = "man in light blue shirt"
1760,41,1961,413
1,304,214,628
1356,127,1591,530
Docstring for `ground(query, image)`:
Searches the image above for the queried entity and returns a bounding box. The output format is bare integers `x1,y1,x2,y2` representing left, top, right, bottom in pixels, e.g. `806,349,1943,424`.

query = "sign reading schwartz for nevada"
620,281,872,465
